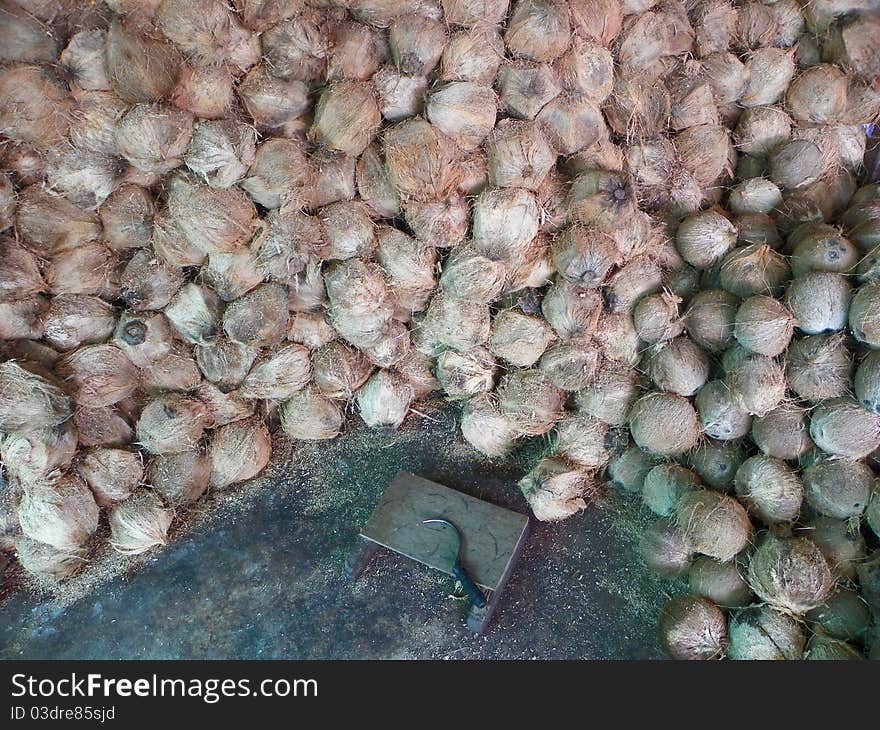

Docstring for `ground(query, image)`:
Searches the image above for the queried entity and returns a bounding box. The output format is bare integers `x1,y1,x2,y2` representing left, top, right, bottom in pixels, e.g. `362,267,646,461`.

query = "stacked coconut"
1,0,880,659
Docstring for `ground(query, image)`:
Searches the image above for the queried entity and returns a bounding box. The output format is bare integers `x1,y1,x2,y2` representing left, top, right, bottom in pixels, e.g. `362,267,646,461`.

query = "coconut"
727,605,805,660
724,351,786,417
260,11,328,83
718,245,790,300
702,50,748,106
642,464,701,517
803,458,874,521
113,103,194,177
106,490,171,555
607,442,657,494
393,350,440,400
223,284,289,349
484,119,556,192
41,295,114,353
326,19,384,82
769,139,831,192
751,405,813,460
0,0,58,63
639,518,694,579
161,283,220,347
503,0,570,63
460,395,518,459
2,142,44,186
857,553,880,617
56,344,137,408
695,380,752,441
628,393,700,457
573,362,642,426
728,179,783,216
239,138,313,210
141,349,202,394
0,238,45,300
237,65,309,134
250,208,319,283
319,202,375,262
486,311,555,368
325,259,395,348
237,345,311,401
676,210,737,270
733,295,795,357
355,144,400,219
208,417,271,489
44,148,119,211
506,235,555,292
136,394,207,455
682,290,737,353
441,0,509,25
633,292,683,344
785,64,848,126
404,198,470,251
311,342,374,401
15,186,101,255
740,47,796,107
416,295,490,355
689,556,754,609
196,382,255,430
645,337,710,397
855,350,880,414
676,124,736,190
72,404,133,448
171,64,234,121
439,246,507,305
471,187,540,265
553,414,611,469
517,456,591,523
360,318,411,369
277,386,343,441
372,66,427,122
76,447,143,508
868,491,880,540
199,251,263,304
625,138,675,197
786,337,851,407
734,455,803,525
824,13,880,79
310,149,357,212
691,0,736,56
310,81,382,157
658,596,727,661
593,310,639,367
111,312,173,370
805,635,864,661
426,82,497,152
0,65,71,150
676,489,752,562
67,90,128,158
382,118,460,201
0,174,13,232
1,423,77,486
356,370,413,430
810,397,880,459
287,312,337,351
684,439,745,492
850,284,880,348
538,339,601,392
566,169,635,231
44,242,119,299
15,537,86,582
151,217,205,268
733,106,792,159
668,68,720,132
386,13,445,76
147,449,211,506
536,93,607,157
496,62,561,121
184,119,256,190
747,534,833,614
497,369,565,436
435,348,496,400
550,225,617,289
19,474,99,551
99,185,156,252
156,0,258,69
104,18,180,102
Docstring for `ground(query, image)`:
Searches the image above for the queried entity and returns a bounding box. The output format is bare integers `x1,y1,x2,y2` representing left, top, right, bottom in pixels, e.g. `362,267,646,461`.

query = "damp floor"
0,406,672,659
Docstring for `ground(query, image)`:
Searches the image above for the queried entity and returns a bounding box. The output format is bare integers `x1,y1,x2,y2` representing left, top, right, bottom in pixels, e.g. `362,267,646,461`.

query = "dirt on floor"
0,403,678,659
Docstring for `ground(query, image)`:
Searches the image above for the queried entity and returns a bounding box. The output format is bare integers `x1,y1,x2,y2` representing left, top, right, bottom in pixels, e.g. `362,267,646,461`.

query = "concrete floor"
0,406,671,659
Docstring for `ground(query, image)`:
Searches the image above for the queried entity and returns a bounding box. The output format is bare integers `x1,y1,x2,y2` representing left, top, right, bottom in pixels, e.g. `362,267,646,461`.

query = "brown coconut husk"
740,47,796,107
427,82,497,152
733,295,795,357
733,106,792,158
566,169,636,231
0,237,45,300
0,173,13,232
551,225,618,288
497,369,565,436
472,187,540,265
645,336,710,397
388,13,446,75
554,413,612,469
184,119,256,190
769,139,832,191
488,309,556,367
44,242,119,299
310,81,381,156
1,423,77,486
200,251,263,304
326,19,385,82
15,537,86,582
0,361,71,432
105,19,181,103
151,217,205,268
0,0,58,63
279,386,344,441
785,333,852,403
171,64,235,121
441,27,505,85
18,474,99,551
724,350,786,417
496,62,562,121
239,344,311,400
504,0,571,63
99,185,156,252
676,489,752,563
66,89,127,157
642,463,701,518
440,245,508,303
691,0,736,57
76,447,143,507
810,396,880,459
163,283,221,346
251,207,321,283
325,259,396,349
58,344,140,408
537,93,607,157
147,448,211,506
639,518,694,579
287,312,337,351
43,295,116,352
803,457,874,521
320,202,376,261
73,405,133,448
114,103,194,176
541,280,602,340
372,65,428,122
360,319,412,368
824,13,880,80
416,295,491,355
436,347,497,400
108,490,172,555
719,244,790,299
311,341,374,400
555,36,614,102
676,210,737,269
382,118,461,201
684,439,745,492
404,197,470,250
356,370,414,430
785,272,852,335
538,339,600,392
734,455,803,525
15,186,101,255
517,456,592,523
604,256,664,314
196,382,255,430
288,257,328,312
658,595,727,661
0,64,71,151
139,348,201,393
633,291,683,344
260,11,328,84
441,0,509,25
747,534,833,614
629,392,701,456
112,311,174,369
374,228,436,314
460,394,518,459
786,64,848,125
0,296,47,341
208,416,271,489
136,394,207,455
751,404,812,460
2,142,45,187
223,283,290,349
594,311,640,366
604,73,671,142
44,147,120,210
356,144,401,219
237,65,309,134
393,349,440,400
240,138,313,210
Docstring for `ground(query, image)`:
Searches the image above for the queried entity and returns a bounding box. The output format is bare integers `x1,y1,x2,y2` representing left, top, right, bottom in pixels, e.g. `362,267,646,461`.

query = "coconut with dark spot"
695,380,752,441
136,394,207,455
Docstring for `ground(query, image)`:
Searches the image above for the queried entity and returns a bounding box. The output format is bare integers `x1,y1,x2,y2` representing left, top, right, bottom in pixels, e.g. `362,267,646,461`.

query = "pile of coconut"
1,0,880,658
